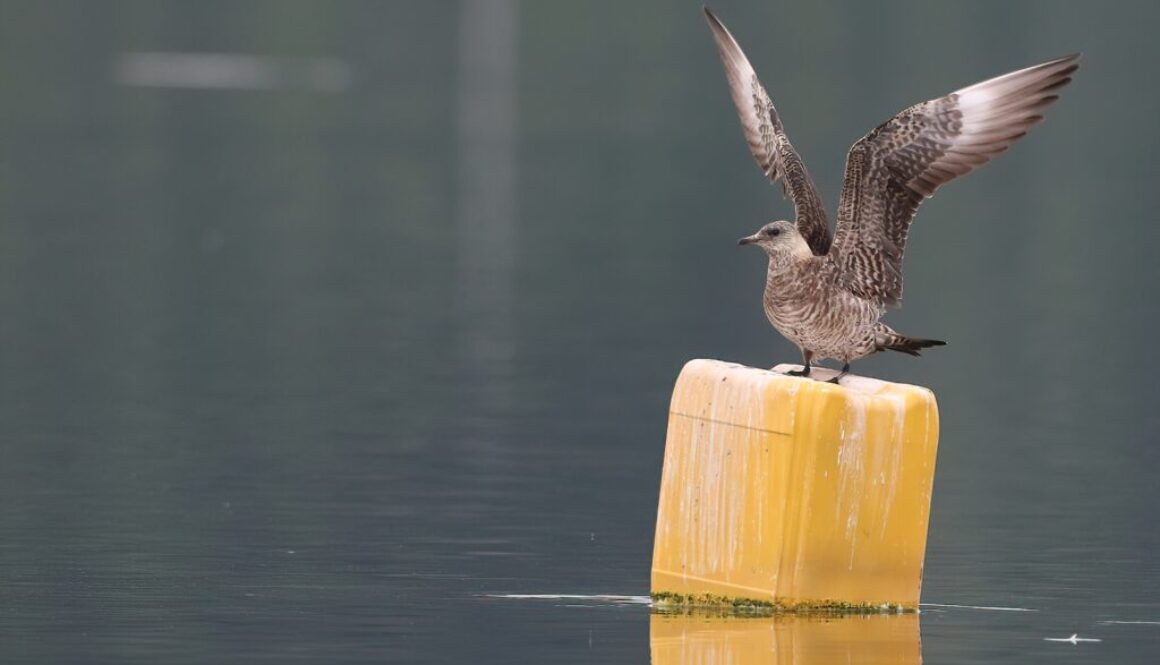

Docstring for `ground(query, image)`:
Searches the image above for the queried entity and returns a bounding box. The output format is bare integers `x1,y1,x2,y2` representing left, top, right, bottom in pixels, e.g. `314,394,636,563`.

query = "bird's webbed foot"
785,365,810,377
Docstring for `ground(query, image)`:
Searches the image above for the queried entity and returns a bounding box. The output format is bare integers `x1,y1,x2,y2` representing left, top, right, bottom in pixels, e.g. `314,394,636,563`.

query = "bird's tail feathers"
876,329,947,357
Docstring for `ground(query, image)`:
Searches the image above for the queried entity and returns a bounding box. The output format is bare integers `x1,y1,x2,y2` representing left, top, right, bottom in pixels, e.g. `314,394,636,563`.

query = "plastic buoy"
651,359,939,611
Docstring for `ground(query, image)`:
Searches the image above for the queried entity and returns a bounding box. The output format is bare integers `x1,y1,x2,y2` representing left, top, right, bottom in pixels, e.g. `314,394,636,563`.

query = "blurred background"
1,0,1159,662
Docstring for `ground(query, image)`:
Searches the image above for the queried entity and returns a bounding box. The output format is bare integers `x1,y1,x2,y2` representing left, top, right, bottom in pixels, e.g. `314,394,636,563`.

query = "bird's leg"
785,350,813,377
827,363,851,384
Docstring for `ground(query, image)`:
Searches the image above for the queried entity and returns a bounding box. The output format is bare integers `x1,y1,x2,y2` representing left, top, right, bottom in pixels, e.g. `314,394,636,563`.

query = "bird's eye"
767,228,780,237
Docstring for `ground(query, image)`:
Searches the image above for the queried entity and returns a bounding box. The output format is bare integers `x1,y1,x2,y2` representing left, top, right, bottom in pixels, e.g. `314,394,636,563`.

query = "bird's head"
738,221,812,262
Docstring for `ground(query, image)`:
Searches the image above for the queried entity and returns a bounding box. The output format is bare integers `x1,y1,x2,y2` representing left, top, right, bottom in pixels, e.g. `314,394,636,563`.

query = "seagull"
704,7,1078,383
1044,633,1101,644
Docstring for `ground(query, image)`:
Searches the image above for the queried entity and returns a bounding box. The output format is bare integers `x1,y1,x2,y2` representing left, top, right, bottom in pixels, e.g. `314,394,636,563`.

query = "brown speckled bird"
705,7,1078,383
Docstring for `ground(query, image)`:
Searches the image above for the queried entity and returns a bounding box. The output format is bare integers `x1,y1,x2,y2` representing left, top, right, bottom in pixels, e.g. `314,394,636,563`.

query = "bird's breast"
761,261,880,353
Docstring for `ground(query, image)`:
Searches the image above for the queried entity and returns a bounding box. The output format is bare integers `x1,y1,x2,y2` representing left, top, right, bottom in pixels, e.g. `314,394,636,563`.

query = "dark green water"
1,1,1158,662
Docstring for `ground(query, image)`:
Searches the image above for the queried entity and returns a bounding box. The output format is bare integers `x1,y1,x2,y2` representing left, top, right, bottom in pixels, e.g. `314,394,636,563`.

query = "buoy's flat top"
685,359,932,399
770,363,890,395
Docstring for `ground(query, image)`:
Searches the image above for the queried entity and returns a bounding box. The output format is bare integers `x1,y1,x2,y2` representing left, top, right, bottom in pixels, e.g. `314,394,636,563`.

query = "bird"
703,6,1078,384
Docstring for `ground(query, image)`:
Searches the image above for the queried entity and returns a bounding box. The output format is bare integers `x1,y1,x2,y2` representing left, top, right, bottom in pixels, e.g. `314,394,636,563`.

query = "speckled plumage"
706,7,1078,375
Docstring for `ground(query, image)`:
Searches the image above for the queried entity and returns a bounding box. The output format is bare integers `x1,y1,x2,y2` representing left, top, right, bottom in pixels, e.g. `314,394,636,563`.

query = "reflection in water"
650,611,921,665
456,0,520,416
115,53,352,91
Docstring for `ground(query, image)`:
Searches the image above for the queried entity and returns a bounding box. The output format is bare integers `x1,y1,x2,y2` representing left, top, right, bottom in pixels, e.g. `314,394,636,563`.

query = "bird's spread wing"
703,7,832,255
831,54,1079,306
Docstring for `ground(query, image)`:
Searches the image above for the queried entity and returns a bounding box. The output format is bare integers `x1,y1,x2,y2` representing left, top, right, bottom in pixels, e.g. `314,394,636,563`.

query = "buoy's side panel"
652,360,795,601
781,385,939,607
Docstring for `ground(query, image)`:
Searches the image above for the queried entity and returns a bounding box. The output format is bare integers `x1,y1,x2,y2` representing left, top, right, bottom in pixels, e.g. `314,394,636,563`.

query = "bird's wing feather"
704,7,832,255
831,54,1079,306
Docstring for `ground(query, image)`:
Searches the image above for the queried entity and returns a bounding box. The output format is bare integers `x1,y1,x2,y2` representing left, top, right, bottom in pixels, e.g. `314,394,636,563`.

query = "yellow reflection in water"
650,611,921,665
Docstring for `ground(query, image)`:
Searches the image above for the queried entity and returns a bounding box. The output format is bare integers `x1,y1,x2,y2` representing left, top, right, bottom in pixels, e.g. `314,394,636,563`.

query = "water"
1,1,1159,662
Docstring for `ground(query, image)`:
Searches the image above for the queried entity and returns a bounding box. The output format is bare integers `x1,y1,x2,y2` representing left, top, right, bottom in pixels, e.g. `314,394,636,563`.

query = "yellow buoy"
651,359,939,610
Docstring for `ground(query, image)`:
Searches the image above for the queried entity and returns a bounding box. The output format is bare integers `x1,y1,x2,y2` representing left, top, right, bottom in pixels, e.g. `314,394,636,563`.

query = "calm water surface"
1,1,1159,662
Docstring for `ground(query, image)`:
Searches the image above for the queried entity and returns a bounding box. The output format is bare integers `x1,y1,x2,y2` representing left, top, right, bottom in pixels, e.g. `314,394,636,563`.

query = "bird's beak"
738,233,760,246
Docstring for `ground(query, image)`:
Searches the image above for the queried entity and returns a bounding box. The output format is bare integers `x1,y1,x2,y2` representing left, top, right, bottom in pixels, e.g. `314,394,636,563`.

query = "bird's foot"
825,363,851,385
784,365,810,377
